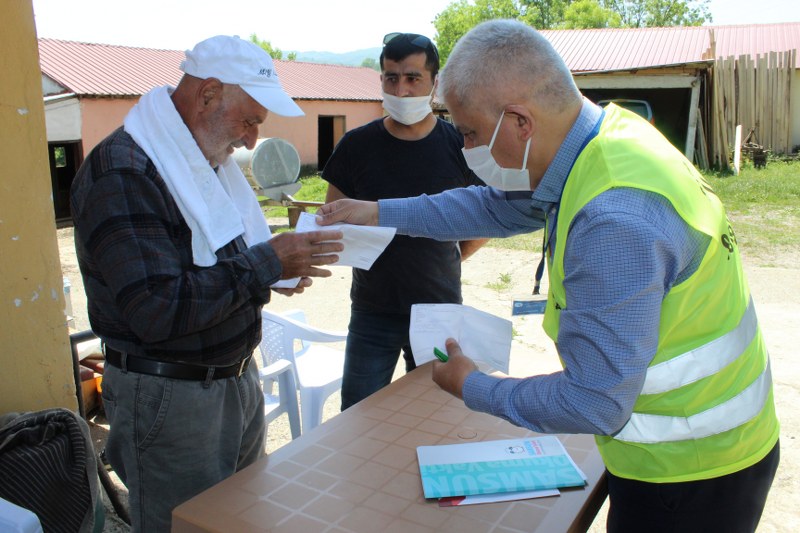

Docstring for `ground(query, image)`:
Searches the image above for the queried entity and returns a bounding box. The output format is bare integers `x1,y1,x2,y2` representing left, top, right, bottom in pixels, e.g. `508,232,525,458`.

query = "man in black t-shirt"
322,33,486,410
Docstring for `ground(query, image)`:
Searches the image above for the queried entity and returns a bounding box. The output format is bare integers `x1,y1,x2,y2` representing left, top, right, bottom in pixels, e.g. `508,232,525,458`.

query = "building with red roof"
38,38,383,221
38,23,799,221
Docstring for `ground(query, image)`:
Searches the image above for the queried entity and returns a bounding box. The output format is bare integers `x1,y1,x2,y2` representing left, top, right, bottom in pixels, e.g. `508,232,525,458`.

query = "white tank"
233,138,301,198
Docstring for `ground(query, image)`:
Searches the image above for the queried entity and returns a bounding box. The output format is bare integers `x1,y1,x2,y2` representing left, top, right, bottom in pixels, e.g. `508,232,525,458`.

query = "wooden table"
173,365,607,532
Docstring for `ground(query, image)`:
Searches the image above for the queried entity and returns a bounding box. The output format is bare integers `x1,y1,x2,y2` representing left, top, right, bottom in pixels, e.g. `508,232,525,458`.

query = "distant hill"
292,47,381,67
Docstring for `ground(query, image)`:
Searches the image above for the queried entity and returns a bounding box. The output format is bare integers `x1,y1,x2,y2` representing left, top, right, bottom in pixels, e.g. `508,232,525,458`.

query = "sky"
31,0,800,54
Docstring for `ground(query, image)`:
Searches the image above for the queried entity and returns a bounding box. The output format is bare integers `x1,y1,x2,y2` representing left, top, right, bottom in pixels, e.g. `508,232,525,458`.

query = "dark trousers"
607,441,779,533
340,309,416,410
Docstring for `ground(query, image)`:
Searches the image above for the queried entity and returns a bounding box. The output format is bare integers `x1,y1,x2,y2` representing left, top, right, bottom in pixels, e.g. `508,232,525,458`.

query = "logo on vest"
721,223,738,256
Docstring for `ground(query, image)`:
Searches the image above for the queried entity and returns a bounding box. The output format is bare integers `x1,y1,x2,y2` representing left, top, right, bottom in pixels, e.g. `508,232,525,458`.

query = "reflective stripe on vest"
640,297,758,395
615,359,772,444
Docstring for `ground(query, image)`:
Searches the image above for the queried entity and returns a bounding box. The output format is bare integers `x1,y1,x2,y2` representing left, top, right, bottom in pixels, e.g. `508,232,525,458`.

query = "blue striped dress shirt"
379,99,709,435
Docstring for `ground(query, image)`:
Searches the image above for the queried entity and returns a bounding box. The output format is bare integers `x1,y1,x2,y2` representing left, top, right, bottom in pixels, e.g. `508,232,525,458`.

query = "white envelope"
409,304,512,373
294,211,396,269
271,211,396,288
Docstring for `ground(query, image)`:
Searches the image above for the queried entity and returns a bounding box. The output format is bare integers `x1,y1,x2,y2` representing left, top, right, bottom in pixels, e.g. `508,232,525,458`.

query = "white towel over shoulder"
123,85,271,266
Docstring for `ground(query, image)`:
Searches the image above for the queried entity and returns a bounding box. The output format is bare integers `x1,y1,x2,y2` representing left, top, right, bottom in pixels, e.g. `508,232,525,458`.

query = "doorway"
317,116,345,171
48,141,83,224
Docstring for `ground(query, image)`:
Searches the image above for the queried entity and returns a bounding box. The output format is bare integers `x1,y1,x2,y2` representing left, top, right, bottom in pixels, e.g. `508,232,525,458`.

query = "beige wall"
1,1,77,413
81,96,139,156
77,97,383,169
261,100,384,167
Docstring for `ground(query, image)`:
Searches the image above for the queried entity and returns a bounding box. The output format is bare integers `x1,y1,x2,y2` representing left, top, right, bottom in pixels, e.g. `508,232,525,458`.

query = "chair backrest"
259,313,296,368
0,408,100,532
259,309,318,368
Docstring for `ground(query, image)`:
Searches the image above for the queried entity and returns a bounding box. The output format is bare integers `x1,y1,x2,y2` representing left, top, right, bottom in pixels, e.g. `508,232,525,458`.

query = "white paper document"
271,211,396,289
438,488,560,507
294,211,396,269
409,304,512,373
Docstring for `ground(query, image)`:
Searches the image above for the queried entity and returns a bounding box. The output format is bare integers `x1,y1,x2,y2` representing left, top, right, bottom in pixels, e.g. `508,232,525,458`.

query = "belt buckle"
237,355,250,378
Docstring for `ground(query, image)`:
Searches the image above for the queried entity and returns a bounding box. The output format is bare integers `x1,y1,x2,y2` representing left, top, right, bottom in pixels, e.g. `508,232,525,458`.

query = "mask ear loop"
520,136,531,170
488,110,506,150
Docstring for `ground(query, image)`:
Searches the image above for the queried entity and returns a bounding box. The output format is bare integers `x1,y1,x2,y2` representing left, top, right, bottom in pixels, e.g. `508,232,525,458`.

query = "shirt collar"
531,98,604,208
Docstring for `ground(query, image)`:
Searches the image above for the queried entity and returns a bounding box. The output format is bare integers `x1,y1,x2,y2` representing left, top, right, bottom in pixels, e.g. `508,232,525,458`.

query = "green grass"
705,160,800,252
272,162,800,255
485,272,513,291
484,160,800,254
259,175,328,218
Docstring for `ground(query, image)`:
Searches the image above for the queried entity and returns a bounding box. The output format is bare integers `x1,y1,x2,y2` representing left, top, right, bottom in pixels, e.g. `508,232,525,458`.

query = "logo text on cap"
258,68,273,77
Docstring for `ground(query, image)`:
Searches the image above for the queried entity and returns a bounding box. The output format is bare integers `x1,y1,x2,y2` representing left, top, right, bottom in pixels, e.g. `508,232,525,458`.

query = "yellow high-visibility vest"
541,104,779,482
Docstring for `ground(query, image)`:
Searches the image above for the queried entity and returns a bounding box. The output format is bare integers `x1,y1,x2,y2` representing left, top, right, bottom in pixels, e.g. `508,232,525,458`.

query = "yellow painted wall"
0,1,77,413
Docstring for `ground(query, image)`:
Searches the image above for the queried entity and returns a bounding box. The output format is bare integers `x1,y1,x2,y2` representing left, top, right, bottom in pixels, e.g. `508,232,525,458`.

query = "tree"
432,0,710,63
600,0,711,27
361,57,380,71
519,0,571,29
249,33,290,60
562,0,622,28
434,0,520,63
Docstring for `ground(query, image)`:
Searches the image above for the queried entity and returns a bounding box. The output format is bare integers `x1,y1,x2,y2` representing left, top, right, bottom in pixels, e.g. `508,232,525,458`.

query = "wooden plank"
718,59,729,169
757,54,768,149
780,51,786,152
713,57,730,170
769,51,778,149
790,49,797,154
574,74,699,89
711,62,722,168
782,50,793,154
740,55,753,141
696,110,710,170
729,57,737,145
685,77,701,160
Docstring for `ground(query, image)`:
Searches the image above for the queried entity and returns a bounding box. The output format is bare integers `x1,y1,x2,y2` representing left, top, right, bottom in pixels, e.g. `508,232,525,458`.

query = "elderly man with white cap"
71,35,343,532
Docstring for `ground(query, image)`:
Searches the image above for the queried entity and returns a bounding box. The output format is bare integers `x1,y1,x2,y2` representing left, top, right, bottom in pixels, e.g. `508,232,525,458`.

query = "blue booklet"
512,298,548,315
417,436,587,499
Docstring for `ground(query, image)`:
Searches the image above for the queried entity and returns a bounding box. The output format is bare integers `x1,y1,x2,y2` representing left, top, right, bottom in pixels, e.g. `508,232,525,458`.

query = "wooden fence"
709,49,796,170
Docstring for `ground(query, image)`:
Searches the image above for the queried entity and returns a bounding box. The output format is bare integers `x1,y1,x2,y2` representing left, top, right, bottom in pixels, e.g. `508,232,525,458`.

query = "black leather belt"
103,346,252,380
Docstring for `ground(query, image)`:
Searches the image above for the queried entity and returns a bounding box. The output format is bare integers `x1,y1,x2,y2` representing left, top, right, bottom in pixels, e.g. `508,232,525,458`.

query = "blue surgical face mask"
462,111,532,191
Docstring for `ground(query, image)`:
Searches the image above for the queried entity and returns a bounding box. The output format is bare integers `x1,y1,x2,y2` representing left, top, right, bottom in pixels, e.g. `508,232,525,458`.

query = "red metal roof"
266,60,381,101
38,23,799,98
37,38,382,101
541,22,800,72
38,39,184,96
542,26,710,72
712,23,800,63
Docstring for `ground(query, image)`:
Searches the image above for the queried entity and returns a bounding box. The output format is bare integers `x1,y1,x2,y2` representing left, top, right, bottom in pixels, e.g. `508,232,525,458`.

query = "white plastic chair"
260,308,347,434
258,350,302,441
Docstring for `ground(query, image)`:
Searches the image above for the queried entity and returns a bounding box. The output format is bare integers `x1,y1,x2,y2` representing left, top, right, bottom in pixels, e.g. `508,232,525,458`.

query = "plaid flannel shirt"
71,127,282,365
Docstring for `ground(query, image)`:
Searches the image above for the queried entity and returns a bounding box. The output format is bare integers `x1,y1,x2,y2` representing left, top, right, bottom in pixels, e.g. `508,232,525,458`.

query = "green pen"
433,347,449,362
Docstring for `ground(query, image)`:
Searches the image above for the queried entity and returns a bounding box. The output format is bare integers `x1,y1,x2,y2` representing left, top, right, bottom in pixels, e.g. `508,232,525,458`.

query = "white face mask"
382,88,433,125
462,111,532,191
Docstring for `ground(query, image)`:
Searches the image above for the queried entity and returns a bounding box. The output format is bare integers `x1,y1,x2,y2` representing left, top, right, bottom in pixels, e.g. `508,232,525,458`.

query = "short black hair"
380,33,440,78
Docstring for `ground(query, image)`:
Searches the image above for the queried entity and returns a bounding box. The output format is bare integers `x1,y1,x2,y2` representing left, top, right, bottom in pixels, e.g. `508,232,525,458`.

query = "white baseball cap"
180,35,304,117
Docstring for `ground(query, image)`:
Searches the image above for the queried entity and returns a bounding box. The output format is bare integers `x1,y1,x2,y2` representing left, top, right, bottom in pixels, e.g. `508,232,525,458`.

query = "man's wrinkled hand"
431,338,478,399
316,199,379,227
269,230,343,280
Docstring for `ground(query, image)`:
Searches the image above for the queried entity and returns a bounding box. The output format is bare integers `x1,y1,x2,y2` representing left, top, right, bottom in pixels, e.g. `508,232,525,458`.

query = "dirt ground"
58,224,799,532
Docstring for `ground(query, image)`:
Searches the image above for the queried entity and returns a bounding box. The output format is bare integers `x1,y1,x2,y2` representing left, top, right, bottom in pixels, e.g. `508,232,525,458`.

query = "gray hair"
439,19,580,116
